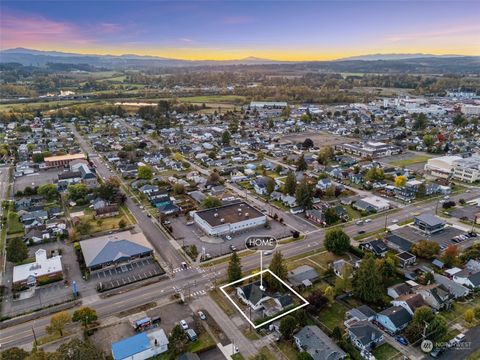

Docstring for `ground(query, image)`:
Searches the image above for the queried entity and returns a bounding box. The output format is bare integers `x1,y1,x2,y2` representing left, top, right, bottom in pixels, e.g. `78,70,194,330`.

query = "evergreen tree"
295,179,313,209
353,255,384,303
284,171,297,195
296,154,308,171
6,237,28,263
268,251,287,291
227,252,242,283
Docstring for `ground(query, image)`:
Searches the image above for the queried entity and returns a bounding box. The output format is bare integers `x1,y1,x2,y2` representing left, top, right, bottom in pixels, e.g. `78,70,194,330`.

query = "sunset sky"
1,0,479,61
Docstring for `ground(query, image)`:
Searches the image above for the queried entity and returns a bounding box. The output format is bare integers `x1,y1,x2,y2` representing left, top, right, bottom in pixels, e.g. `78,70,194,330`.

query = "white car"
198,311,206,320
180,320,188,330
391,219,398,224
226,235,232,240
448,333,465,347
365,219,372,223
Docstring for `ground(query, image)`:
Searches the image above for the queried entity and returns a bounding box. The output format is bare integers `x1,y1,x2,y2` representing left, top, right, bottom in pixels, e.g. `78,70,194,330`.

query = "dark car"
394,336,408,345
358,230,366,234
430,347,445,358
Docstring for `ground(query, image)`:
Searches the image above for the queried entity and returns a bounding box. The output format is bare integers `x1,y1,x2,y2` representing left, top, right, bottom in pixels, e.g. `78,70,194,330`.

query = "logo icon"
421,340,433,353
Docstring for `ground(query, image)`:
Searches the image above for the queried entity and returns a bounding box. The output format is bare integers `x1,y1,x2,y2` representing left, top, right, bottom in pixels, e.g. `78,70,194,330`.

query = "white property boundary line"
219,269,309,329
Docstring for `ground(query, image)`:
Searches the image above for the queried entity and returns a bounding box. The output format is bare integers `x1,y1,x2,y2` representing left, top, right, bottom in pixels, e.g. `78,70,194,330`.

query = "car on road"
147,213,151,218
394,336,408,346
263,251,272,255
357,230,366,234
230,245,237,251
448,333,465,348
181,262,188,269
225,235,232,240
356,220,364,226
430,347,445,358
180,320,188,330
186,221,195,226
198,311,206,320
365,219,372,223
391,219,398,223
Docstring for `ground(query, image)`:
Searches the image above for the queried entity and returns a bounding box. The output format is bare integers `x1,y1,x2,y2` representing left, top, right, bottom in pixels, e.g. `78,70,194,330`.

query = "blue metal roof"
112,332,150,360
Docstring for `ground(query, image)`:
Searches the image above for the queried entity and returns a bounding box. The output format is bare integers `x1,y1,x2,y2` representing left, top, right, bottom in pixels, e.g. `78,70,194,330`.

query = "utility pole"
31,326,37,346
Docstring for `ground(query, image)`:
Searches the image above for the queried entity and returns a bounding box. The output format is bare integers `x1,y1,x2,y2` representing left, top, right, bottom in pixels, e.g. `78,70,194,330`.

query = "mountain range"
1,48,479,73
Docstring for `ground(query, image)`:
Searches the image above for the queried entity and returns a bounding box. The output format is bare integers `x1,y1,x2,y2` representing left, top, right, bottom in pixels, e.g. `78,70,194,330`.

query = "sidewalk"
189,296,258,359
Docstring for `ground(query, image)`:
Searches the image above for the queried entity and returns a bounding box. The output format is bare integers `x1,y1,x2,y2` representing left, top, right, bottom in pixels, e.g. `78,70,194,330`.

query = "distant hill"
0,48,479,74
0,48,281,67
337,53,466,61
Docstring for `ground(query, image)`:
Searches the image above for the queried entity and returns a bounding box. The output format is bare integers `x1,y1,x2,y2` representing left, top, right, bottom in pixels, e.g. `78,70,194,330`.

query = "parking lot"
449,205,480,223
14,169,60,192
170,216,292,258
92,257,164,291
392,225,472,249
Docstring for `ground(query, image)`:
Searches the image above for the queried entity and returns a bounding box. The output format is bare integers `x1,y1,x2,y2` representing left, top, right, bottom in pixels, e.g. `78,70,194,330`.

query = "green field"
177,95,246,104
372,343,402,360
390,154,433,167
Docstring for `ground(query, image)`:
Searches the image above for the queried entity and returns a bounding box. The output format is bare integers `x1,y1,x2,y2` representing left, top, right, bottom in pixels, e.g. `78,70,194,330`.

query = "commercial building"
13,249,62,287
249,101,288,109
44,153,86,167
461,104,480,116
424,155,462,179
111,329,169,360
452,155,480,183
191,201,266,236
354,196,390,213
335,142,401,159
414,213,445,235
80,230,153,271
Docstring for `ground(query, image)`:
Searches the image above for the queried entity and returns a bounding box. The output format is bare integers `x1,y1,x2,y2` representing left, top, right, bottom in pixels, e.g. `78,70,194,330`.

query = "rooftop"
44,153,86,162
194,201,265,227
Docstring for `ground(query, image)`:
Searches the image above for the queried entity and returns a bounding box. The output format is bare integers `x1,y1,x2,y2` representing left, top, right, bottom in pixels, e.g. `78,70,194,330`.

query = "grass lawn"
7,212,23,235
209,289,235,316
317,302,348,332
308,251,341,272
275,341,299,360
390,154,433,167
187,332,216,353
346,206,363,220
78,208,133,234
231,354,245,360
372,343,402,360
467,349,480,360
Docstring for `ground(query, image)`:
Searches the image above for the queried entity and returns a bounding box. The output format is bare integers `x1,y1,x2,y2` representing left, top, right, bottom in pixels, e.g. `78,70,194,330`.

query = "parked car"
180,320,188,330
430,347,445,358
230,245,237,251
448,333,465,348
226,235,232,240
181,262,188,269
263,251,272,255
394,336,408,346
358,230,366,235
198,311,206,320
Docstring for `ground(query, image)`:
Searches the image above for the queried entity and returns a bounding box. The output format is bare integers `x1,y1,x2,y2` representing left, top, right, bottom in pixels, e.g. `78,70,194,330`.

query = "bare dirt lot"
279,131,356,147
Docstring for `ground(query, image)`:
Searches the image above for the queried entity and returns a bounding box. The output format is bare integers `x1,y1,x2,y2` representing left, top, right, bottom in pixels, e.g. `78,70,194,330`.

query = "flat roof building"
191,201,266,236
44,153,86,167
111,329,169,360
13,249,62,287
336,142,401,159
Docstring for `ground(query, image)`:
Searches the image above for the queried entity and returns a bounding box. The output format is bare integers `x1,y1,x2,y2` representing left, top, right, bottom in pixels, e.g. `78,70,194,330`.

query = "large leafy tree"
1,347,29,360
37,184,58,201
353,255,384,303
324,228,350,255
202,196,222,209
72,307,98,328
411,240,440,259
56,339,106,360
137,165,153,180
279,315,297,340
227,252,242,283
46,311,71,337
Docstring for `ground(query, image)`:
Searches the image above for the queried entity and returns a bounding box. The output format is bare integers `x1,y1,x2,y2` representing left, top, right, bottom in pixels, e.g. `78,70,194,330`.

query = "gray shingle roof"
295,325,346,360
